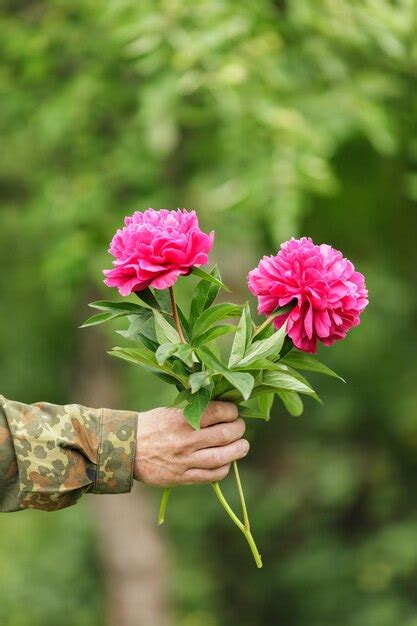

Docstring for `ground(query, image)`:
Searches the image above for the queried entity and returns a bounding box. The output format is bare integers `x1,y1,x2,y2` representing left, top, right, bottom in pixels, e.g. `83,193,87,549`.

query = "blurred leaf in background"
0,505,103,626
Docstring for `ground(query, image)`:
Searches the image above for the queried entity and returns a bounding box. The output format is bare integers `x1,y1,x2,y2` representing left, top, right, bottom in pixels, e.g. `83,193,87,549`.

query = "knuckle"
171,414,186,433
208,401,238,422
183,433,197,453
217,464,231,480
237,439,250,457
180,466,196,483
171,437,184,456
217,401,238,420
218,424,231,443
178,460,189,475
211,449,223,467
192,471,207,485
208,401,222,420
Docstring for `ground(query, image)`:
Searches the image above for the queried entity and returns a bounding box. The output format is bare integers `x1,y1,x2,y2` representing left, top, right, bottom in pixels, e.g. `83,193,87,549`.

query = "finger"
190,438,250,470
199,401,238,428
182,464,231,485
192,418,246,450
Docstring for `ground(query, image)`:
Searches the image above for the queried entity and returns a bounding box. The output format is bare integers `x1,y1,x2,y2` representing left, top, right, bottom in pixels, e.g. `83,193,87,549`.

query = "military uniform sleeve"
0,395,137,512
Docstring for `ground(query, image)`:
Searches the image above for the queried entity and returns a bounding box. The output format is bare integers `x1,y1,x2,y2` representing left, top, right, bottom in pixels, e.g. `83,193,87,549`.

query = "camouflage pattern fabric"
0,395,137,512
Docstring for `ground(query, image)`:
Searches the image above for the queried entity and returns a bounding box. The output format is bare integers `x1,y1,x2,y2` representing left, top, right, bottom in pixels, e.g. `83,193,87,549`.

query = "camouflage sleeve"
0,395,137,512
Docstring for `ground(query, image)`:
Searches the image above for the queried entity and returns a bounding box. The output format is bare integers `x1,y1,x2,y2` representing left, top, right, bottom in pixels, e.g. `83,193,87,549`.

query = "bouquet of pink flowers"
83,208,368,568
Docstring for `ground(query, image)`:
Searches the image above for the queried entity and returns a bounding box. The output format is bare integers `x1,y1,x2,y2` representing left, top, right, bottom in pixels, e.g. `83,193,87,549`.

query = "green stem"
211,481,245,531
253,303,295,339
253,313,277,339
233,461,250,530
169,285,186,343
243,528,263,569
158,287,186,527
158,488,171,525
211,482,263,568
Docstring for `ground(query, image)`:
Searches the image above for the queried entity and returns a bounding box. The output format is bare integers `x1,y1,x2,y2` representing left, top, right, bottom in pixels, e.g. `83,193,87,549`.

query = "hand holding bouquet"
83,208,368,568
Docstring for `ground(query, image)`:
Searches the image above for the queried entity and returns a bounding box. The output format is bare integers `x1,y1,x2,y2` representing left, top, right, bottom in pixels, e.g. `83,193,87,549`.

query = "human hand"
134,401,249,487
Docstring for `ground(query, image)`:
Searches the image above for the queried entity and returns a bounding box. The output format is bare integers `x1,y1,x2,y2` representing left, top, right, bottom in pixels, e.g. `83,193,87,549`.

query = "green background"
1,1,417,625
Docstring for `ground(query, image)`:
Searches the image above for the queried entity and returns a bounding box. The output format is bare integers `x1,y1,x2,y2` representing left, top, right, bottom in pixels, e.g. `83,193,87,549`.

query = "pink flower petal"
248,237,368,353
150,269,183,290
103,209,214,295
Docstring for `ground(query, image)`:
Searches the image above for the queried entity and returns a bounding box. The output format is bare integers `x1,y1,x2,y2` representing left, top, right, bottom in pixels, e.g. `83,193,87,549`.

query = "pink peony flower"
104,208,214,295
248,237,368,353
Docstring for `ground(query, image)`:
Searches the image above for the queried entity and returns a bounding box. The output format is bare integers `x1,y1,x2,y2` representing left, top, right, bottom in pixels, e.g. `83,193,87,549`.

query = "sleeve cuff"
92,408,138,495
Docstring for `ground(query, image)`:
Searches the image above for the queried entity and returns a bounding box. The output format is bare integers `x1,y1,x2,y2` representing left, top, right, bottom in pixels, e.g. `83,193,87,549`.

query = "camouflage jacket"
0,395,137,512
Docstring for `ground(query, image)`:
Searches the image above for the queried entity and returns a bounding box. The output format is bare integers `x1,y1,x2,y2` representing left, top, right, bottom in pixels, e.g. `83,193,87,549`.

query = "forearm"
0,395,138,512
0,403,20,512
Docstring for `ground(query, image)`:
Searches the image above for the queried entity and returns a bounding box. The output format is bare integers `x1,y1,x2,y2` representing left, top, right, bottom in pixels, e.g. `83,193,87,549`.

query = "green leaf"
137,334,159,351
271,302,296,316
192,303,242,339
245,386,273,399
281,351,345,382
80,311,124,328
196,345,226,372
89,300,148,314
196,346,254,400
216,388,243,402
237,323,287,367
153,310,180,344
223,371,254,401
108,345,158,366
153,289,173,314
189,371,212,393
280,335,294,359
194,324,235,346
192,266,231,292
233,358,283,372
171,358,190,379
252,323,274,341
152,371,183,387
277,391,304,416
116,314,158,348
108,347,188,386
177,305,190,340
261,370,315,395
156,343,182,365
116,310,154,340
183,386,212,429
211,376,235,400
169,390,189,408
274,363,323,404
137,317,158,343
189,265,222,326
238,405,270,420
135,288,162,310
257,393,274,420
174,344,195,368
228,302,253,367
155,343,194,369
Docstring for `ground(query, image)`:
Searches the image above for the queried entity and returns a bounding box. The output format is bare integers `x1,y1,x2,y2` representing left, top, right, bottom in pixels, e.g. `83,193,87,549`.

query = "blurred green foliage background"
1,1,417,625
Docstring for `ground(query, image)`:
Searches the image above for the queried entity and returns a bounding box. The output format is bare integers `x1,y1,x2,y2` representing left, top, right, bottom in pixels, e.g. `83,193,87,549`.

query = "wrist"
134,411,141,481
92,407,138,494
